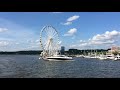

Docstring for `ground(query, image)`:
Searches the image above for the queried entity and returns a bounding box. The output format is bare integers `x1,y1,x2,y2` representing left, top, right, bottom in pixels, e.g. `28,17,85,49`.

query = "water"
0,55,120,78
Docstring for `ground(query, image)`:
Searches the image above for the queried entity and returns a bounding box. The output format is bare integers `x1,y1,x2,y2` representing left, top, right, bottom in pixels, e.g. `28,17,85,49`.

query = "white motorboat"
43,55,73,61
98,53,105,60
83,55,91,58
106,54,115,60
98,54,107,60
114,54,120,61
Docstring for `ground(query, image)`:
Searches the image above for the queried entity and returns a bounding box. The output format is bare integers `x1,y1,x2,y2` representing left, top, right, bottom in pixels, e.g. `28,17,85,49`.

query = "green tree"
112,51,119,55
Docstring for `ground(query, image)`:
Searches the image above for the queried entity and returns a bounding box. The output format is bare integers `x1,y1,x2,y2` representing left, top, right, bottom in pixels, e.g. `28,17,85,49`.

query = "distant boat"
98,54,107,60
114,54,120,61
76,55,84,58
106,54,115,60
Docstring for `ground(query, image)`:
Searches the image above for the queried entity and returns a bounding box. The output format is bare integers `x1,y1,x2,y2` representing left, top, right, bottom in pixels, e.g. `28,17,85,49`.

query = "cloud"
70,30,120,49
80,30,120,47
67,15,80,22
62,22,72,25
62,15,80,26
67,28,77,34
35,39,39,43
92,31,119,41
0,18,36,39
80,40,83,42
0,28,8,33
0,40,9,47
91,30,120,42
89,40,115,45
64,28,77,36
15,42,19,45
80,40,86,43
0,18,40,51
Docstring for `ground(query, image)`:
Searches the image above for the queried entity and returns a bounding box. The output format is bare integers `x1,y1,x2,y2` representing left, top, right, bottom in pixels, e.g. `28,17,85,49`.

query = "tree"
112,51,119,55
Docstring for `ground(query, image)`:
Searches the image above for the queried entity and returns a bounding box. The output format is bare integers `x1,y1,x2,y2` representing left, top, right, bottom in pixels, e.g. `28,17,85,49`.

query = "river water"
0,55,120,78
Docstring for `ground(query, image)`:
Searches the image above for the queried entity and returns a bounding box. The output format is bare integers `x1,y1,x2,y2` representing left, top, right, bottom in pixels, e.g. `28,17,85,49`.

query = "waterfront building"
61,46,65,55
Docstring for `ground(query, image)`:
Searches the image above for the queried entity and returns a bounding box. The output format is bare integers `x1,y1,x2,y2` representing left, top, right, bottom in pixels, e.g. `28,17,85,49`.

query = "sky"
0,12,120,51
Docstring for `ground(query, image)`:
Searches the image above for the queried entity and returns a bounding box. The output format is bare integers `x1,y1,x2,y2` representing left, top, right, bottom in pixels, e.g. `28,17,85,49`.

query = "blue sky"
0,12,120,51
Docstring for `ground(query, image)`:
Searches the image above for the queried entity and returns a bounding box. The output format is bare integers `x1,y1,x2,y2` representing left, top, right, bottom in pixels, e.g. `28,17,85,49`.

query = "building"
108,46,120,54
61,46,65,55
118,47,120,53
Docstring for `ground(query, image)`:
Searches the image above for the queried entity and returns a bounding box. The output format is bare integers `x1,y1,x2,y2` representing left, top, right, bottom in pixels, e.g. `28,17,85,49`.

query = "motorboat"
114,54,120,61
43,55,73,61
98,54,107,60
106,54,115,60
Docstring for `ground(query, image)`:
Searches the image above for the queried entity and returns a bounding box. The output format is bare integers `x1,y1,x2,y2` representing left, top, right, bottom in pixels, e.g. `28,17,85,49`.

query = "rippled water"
0,55,120,78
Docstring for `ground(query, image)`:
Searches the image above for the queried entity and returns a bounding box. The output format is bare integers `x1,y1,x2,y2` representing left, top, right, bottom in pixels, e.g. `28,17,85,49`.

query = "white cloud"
79,43,88,47
89,40,115,45
86,30,120,47
67,15,80,22
64,28,77,36
80,40,83,42
0,40,9,47
0,18,40,51
35,39,39,43
70,30,120,49
62,22,72,25
92,30,120,42
15,42,19,45
62,15,80,26
68,28,77,34
0,28,8,33
80,40,86,43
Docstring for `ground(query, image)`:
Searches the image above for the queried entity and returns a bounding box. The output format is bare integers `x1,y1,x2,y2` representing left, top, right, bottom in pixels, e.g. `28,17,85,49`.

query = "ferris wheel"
40,25,60,57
